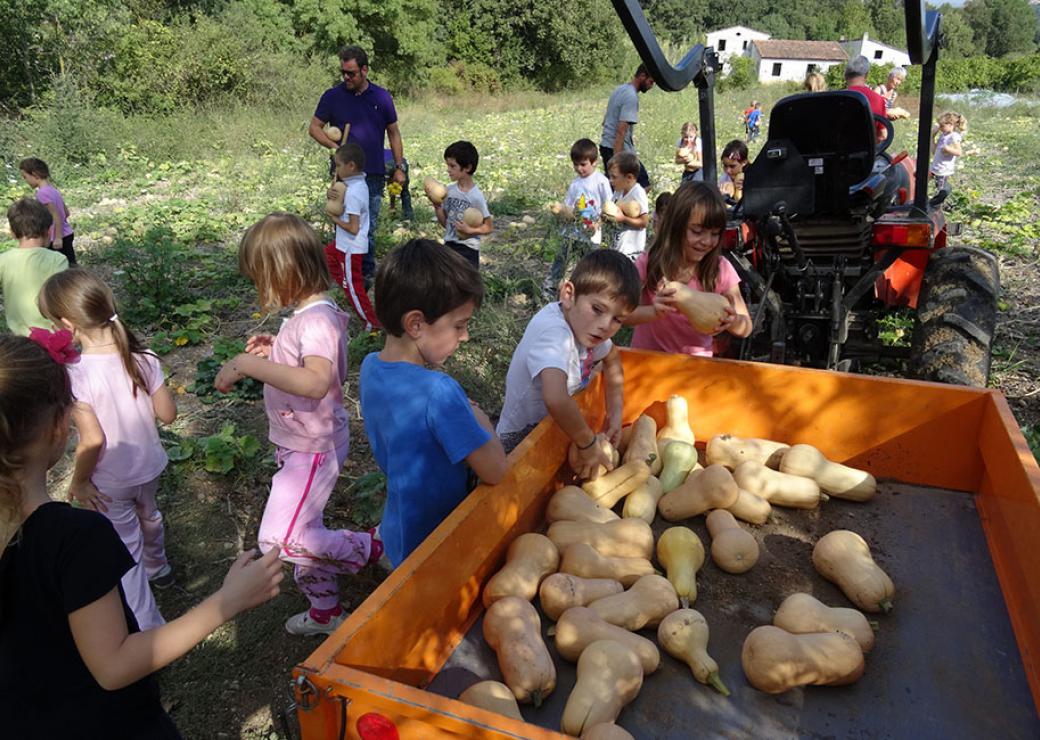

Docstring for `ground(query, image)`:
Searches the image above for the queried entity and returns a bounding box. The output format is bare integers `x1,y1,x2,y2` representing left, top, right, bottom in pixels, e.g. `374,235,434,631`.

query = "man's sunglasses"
341,68,361,79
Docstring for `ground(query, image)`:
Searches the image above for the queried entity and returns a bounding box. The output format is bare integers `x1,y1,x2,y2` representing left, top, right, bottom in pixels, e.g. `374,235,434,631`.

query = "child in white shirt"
930,112,966,195
436,140,492,271
605,151,649,259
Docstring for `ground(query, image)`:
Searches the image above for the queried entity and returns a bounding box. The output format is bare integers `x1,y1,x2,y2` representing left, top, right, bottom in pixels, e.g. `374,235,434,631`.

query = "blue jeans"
364,173,385,280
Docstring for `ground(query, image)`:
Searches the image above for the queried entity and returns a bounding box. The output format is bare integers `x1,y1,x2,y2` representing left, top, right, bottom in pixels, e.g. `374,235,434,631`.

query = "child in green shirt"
1,199,68,335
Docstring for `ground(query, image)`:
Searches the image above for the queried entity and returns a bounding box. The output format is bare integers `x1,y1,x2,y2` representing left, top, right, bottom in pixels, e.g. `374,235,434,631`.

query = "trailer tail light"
872,222,932,248
357,712,400,740
723,226,740,250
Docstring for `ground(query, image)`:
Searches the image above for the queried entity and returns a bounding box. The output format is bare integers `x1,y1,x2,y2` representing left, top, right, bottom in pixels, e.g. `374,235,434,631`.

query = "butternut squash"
582,723,635,740
601,200,620,220
741,625,865,694
657,395,695,448
617,423,634,457
772,593,875,652
706,510,759,574
812,530,895,613
561,640,644,737
483,533,559,607
560,543,655,587
423,176,448,205
732,460,821,509
462,206,484,228
482,597,556,706
621,200,642,219
658,441,699,493
663,282,731,334
547,519,654,560
547,486,619,525
657,608,729,695
725,487,771,525
325,125,342,142
325,181,346,217
581,458,652,508
706,434,789,470
458,681,523,721
539,573,624,621
659,464,739,521
622,415,662,475
621,475,664,524
655,526,705,607
587,574,679,631
554,606,660,674
780,444,876,502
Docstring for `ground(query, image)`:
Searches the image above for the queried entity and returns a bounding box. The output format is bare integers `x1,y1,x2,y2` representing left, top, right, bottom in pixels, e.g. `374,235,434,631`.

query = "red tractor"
613,0,999,386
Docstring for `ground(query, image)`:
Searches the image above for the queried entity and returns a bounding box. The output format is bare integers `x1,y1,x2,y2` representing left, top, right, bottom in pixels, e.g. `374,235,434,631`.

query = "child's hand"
710,303,739,335
245,335,275,358
218,547,284,620
68,480,112,513
573,434,616,480
602,410,623,448
652,281,679,317
326,184,346,200
454,220,475,237
214,354,246,393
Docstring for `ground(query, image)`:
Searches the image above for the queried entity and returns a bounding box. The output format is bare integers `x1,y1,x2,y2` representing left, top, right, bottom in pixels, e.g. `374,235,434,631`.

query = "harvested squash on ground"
560,543,655,587
659,464,739,521
622,415,662,475
483,533,559,607
812,530,895,613
725,487,771,525
741,625,865,694
655,526,705,607
458,681,524,721
657,609,730,696
658,441,700,493
547,519,654,560
779,444,876,501
706,510,759,574
732,460,822,509
621,475,664,524
581,458,652,508
554,606,660,674
561,640,644,737
539,573,624,621
482,597,556,706
547,486,619,525
772,593,876,652
657,394,695,449
706,434,789,470
587,574,679,631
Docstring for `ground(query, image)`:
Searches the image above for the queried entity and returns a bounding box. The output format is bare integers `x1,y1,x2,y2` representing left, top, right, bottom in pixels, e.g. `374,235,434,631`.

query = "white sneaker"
285,609,347,636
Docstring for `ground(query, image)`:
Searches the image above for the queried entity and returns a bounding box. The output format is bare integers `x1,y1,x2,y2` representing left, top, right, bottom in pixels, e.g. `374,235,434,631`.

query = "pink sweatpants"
257,440,371,611
99,476,167,630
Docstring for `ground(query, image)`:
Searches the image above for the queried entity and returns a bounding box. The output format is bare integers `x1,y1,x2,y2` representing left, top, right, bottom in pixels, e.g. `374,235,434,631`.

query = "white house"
706,25,771,68
841,33,911,68
749,40,848,84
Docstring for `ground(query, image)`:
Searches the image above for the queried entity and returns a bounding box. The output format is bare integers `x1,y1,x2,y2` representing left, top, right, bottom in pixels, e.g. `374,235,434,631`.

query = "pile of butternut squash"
458,394,895,734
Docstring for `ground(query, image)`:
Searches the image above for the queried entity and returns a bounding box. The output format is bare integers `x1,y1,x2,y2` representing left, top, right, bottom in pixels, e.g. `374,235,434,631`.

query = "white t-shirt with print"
442,182,491,251
565,171,613,245
614,183,649,259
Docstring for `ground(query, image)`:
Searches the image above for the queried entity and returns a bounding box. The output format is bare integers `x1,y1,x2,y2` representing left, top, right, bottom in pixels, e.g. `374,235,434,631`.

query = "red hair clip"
28,328,80,365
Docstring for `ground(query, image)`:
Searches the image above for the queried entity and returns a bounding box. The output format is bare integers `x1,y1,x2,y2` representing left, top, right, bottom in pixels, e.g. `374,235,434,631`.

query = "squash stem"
868,620,880,632
707,672,731,696
680,596,689,609
878,598,894,613
546,625,556,637
531,689,543,708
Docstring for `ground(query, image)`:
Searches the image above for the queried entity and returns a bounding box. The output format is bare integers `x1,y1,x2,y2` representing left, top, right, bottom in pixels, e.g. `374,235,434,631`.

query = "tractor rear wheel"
908,247,999,387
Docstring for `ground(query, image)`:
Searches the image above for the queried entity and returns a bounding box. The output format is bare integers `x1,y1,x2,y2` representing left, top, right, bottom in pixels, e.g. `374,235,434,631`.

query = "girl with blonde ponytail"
38,268,177,630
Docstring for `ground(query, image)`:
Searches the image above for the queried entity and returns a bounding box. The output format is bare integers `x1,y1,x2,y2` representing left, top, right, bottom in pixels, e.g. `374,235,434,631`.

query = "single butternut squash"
462,206,484,228
539,573,624,621
732,460,821,509
324,181,346,217
423,176,448,205
657,608,730,695
655,526,705,607
657,395,695,448
658,441,700,493
554,606,660,674
663,282,731,334
547,486,619,525
482,597,556,706
458,681,523,721
725,487,771,525
621,475,664,524
483,533,559,607
780,444,876,502
587,574,679,631
547,519,654,560
622,415,662,475
706,434,789,470
706,510,759,574
561,640,644,737
812,530,894,613
560,543,656,587
659,464,739,521
582,723,635,740
582,458,652,508
741,625,864,694
773,593,875,652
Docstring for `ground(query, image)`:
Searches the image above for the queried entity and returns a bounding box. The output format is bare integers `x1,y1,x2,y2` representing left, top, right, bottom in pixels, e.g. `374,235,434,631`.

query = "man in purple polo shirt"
310,45,407,284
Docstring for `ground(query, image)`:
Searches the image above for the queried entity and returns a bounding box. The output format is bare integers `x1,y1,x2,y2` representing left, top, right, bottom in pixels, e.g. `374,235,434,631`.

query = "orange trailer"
293,350,1040,738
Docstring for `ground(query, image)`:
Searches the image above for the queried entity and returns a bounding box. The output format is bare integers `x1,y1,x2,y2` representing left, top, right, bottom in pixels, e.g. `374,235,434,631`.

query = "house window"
874,50,883,59
772,62,782,77
718,39,727,51
743,40,748,50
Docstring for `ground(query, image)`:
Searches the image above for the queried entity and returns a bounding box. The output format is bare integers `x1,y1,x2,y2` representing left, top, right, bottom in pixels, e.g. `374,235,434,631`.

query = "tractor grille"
778,219,872,260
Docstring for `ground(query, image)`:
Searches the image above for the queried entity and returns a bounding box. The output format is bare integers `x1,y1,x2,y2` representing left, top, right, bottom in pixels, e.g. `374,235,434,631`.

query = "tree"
964,0,1037,57
837,0,872,40
640,0,710,46
939,8,975,59
867,0,905,48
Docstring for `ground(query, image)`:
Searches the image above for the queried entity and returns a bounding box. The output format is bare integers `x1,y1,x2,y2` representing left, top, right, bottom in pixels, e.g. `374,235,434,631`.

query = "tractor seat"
742,91,881,219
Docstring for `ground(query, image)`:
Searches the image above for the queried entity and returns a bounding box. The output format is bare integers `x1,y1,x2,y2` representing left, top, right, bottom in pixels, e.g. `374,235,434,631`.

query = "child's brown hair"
608,151,641,179
335,143,366,172
570,249,641,311
18,157,50,180
238,213,331,311
570,138,599,165
645,182,728,293
6,198,52,239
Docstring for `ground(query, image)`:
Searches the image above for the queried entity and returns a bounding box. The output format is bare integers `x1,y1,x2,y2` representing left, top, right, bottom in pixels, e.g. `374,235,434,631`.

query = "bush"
718,56,756,92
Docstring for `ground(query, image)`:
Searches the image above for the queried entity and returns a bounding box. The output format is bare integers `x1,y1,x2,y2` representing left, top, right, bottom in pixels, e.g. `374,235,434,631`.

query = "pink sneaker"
367,528,384,565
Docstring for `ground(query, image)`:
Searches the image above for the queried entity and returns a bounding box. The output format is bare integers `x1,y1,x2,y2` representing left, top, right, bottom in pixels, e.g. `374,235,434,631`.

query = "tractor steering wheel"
874,114,895,156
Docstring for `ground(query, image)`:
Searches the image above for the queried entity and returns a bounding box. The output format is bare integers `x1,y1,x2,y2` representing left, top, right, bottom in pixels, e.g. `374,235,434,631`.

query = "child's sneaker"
285,607,347,636
149,564,176,590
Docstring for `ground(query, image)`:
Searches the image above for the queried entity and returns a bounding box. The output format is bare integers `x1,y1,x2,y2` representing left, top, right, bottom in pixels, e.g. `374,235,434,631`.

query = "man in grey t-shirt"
600,64,654,188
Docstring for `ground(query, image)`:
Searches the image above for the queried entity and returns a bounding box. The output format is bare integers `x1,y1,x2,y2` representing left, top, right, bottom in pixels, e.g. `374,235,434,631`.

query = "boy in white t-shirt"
605,151,649,260
436,140,492,271
325,143,380,331
497,250,641,479
544,138,615,298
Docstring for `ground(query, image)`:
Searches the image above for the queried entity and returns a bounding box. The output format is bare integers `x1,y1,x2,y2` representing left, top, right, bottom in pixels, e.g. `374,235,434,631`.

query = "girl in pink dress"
20,157,76,266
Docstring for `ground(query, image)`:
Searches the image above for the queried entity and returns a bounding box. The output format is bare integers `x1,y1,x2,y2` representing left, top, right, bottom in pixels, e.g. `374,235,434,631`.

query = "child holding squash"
215,213,381,635
624,182,752,357
360,239,506,568
497,250,640,478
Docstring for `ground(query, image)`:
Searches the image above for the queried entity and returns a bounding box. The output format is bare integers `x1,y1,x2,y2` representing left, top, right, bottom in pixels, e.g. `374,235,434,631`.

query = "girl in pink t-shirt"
19,157,76,266
38,269,177,630
214,213,380,636
625,182,752,356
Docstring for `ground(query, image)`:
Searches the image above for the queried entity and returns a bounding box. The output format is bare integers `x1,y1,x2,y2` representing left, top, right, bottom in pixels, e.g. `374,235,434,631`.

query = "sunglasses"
341,68,361,79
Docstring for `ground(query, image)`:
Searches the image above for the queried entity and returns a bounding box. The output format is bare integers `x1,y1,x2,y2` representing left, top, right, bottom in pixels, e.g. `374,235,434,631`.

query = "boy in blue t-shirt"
360,239,506,567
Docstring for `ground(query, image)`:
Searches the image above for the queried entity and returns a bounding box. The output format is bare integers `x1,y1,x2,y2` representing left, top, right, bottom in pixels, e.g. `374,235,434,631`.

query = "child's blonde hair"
937,111,968,133
38,269,154,397
238,213,331,310
680,121,699,139
0,335,73,550
645,182,728,293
